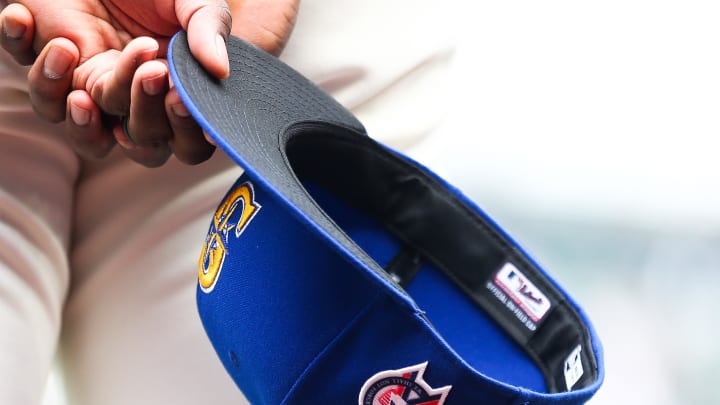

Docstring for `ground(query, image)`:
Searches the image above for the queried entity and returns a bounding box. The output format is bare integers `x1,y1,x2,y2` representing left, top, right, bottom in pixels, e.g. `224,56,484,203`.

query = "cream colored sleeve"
0,52,79,404
281,0,455,149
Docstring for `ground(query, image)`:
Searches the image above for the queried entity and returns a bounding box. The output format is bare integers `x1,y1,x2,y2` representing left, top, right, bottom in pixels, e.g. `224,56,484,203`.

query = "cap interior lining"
284,123,598,393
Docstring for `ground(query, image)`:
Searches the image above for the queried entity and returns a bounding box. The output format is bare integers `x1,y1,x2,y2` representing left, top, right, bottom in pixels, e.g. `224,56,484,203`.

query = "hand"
2,0,235,75
1,0,234,122
62,38,213,166
0,0,299,166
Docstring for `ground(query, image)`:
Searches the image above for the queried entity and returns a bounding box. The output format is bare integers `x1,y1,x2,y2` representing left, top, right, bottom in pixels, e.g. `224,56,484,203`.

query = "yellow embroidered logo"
198,181,261,293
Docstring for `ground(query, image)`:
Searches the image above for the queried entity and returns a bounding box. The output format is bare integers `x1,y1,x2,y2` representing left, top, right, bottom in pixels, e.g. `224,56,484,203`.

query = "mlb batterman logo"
198,181,261,293
359,362,451,405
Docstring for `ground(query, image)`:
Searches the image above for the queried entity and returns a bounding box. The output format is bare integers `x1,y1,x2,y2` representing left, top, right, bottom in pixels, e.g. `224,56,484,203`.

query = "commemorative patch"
198,181,261,293
359,362,451,405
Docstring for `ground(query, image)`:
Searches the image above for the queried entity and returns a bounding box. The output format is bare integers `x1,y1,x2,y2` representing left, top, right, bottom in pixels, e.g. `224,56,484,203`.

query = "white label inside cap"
564,344,584,390
494,262,552,322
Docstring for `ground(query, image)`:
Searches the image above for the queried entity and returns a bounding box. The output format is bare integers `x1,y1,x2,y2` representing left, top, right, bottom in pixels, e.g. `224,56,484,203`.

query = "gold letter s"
198,182,261,293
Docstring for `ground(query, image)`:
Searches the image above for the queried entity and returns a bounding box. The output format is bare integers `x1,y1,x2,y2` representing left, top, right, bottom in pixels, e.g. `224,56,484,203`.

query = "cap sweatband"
167,31,604,405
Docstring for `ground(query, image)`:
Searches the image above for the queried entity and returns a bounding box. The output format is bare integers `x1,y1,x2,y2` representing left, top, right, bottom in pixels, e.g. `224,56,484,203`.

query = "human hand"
60,37,213,166
1,0,235,76
0,0,299,166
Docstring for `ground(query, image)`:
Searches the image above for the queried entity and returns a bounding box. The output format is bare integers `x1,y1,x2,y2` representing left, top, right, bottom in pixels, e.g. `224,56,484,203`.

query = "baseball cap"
167,31,604,404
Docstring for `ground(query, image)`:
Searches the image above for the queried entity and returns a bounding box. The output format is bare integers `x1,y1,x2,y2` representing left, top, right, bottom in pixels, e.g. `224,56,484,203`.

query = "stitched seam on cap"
279,291,383,404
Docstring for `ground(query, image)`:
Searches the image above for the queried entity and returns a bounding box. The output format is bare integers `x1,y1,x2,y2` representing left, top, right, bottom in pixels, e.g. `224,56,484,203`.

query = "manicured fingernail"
69,102,90,126
142,74,165,96
44,46,74,80
215,34,229,78
170,102,190,118
2,17,26,40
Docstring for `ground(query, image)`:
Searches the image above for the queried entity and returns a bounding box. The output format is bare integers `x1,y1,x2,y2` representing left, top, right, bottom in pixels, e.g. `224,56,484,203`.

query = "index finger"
27,37,80,122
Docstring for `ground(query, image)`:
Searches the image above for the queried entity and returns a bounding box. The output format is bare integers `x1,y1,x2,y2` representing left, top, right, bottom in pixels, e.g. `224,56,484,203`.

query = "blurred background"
406,1,720,404
43,1,720,404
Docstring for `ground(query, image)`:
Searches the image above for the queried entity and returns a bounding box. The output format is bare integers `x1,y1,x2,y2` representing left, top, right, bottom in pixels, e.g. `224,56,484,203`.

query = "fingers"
117,62,215,167
165,88,215,164
176,0,232,78
92,37,159,116
114,60,173,167
71,41,174,167
177,0,300,77
65,90,117,158
0,3,35,65
27,37,80,122
67,43,214,167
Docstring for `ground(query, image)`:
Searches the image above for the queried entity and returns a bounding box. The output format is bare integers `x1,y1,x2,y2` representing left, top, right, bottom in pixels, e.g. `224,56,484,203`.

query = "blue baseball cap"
168,31,604,405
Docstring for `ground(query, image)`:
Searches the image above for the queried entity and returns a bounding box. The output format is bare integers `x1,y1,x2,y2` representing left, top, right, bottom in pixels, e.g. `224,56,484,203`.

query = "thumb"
175,0,232,79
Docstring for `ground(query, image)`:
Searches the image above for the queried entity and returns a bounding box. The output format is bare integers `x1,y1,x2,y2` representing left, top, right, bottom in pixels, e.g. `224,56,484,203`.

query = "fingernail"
170,102,190,118
215,34,230,78
142,74,165,96
2,17,26,40
69,102,90,126
135,49,158,66
44,46,74,80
